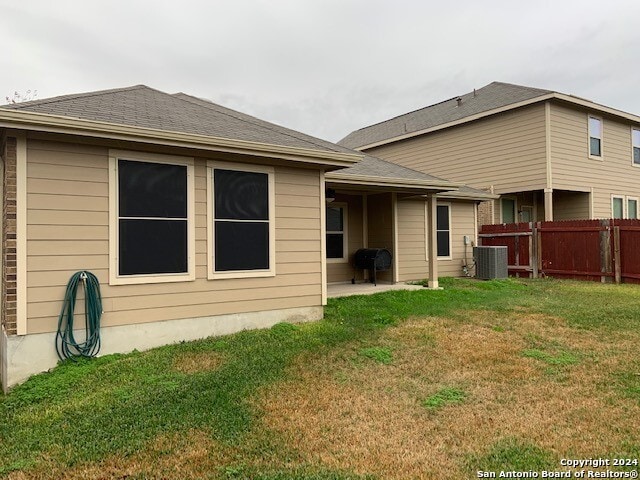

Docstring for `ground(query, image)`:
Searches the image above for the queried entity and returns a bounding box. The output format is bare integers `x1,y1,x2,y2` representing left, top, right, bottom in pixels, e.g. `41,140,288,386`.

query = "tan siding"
327,193,364,284
367,104,548,193
25,140,323,334
550,103,640,219
397,200,476,281
397,199,428,282
439,201,476,277
367,193,393,283
553,191,590,220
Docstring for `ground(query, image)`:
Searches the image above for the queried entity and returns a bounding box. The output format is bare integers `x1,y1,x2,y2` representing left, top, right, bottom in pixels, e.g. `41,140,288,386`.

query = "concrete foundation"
1,305,324,392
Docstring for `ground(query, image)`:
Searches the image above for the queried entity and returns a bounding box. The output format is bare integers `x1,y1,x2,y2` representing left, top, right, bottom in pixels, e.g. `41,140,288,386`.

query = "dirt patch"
257,313,640,480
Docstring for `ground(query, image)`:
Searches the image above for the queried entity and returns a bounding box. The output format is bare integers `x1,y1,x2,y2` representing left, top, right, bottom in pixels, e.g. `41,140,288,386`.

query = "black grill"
352,248,392,286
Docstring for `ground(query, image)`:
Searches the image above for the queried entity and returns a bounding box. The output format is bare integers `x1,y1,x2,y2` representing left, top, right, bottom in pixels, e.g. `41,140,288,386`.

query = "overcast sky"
2,0,639,142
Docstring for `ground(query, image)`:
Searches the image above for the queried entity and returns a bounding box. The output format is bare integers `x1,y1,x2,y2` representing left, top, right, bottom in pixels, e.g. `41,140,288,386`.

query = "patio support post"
426,194,439,289
544,188,553,221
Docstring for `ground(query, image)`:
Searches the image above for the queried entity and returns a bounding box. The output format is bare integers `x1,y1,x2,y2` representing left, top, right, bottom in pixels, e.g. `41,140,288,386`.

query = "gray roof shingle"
338,81,553,149
3,85,351,154
330,154,452,184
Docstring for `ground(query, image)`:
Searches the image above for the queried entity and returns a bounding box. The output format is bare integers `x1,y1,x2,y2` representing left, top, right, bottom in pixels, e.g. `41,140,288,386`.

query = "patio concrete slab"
327,282,426,298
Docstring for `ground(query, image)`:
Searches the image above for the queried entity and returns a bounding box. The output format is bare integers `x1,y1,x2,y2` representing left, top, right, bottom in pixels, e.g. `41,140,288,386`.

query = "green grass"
521,348,579,366
1,277,639,478
358,347,393,365
422,387,467,410
467,437,556,473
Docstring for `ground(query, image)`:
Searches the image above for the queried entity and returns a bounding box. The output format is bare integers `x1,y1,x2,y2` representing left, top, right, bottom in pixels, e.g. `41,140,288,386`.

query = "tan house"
0,85,491,390
339,81,640,225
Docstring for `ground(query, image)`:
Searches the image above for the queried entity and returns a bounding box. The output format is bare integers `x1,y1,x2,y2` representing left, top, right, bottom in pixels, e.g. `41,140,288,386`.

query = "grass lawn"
1,278,640,479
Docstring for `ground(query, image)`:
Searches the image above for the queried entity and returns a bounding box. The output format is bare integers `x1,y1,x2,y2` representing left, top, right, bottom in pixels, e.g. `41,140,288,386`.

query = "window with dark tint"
436,205,450,257
326,206,345,259
214,168,270,271
118,159,188,276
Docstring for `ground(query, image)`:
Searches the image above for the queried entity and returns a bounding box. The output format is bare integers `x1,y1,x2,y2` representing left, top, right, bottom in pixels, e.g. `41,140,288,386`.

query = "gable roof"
338,81,640,150
0,85,360,168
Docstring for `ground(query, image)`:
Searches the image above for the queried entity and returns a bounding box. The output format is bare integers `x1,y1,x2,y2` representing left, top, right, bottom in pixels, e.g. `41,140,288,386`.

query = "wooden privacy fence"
479,219,640,283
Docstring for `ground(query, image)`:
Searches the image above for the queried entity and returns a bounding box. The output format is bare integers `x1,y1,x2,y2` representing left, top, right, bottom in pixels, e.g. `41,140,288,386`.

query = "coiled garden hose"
55,271,103,361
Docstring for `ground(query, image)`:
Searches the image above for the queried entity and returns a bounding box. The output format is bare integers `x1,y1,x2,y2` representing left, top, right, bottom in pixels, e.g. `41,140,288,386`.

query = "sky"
2,0,639,143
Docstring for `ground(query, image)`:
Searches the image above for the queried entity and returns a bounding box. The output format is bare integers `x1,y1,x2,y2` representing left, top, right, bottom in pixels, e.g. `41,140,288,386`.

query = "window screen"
213,168,271,272
118,159,188,276
633,129,640,165
436,205,450,257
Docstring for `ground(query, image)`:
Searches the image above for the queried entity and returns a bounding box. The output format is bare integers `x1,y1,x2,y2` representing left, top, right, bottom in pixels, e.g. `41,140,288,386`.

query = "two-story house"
339,82,640,225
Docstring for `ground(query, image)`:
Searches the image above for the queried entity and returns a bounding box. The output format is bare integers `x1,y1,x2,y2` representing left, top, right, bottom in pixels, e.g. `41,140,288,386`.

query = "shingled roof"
3,85,352,154
338,81,553,149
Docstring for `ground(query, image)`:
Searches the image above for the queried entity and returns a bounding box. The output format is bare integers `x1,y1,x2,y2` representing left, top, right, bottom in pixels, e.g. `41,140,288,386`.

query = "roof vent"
456,97,462,107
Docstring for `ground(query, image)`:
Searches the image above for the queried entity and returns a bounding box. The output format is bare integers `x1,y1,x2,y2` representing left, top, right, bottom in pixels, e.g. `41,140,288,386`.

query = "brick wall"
2,137,17,335
477,199,495,227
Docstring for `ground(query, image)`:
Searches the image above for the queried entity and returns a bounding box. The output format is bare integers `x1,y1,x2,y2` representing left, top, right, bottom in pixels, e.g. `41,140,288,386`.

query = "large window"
326,205,347,261
633,129,640,165
208,162,275,279
589,115,603,158
437,204,451,258
109,151,195,285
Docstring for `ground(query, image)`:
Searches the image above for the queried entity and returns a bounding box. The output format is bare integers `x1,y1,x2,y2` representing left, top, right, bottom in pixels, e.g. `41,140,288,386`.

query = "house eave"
0,108,362,168
326,172,460,193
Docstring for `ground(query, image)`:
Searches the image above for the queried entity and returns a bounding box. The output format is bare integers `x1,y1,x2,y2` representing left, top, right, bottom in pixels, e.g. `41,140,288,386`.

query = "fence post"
536,222,543,277
613,225,621,284
531,222,538,279
599,219,612,283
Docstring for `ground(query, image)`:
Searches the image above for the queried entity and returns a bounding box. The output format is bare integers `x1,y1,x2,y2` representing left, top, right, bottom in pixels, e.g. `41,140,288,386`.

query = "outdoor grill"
352,248,392,286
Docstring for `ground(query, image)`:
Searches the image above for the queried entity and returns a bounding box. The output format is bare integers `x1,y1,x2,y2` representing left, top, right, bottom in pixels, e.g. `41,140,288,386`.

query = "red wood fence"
479,219,640,284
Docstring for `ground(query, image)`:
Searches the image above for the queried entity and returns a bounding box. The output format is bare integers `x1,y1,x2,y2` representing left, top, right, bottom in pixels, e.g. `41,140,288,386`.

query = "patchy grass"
358,347,393,365
2,278,640,479
422,387,467,410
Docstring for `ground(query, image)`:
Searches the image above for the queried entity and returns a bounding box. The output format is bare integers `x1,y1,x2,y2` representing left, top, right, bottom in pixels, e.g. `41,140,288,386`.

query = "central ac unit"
473,246,508,280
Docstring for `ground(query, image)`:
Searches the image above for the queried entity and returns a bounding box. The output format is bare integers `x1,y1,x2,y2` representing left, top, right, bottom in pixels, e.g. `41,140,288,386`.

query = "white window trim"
611,194,625,219
631,127,640,167
108,150,196,286
207,160,276,280
326,202,348,264
500,196,517,224
436,202,452,260
626,196,639,219
588,114,604,160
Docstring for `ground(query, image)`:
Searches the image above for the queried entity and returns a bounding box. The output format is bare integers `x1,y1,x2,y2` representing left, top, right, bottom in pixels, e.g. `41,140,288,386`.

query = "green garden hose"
55,271,103,361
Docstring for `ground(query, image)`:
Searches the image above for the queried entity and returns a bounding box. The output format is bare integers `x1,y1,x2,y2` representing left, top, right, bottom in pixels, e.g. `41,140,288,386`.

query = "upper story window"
588,115,602,158
207,162,275,279
326,204,348,262
109,151,195,285
632,128,640,165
